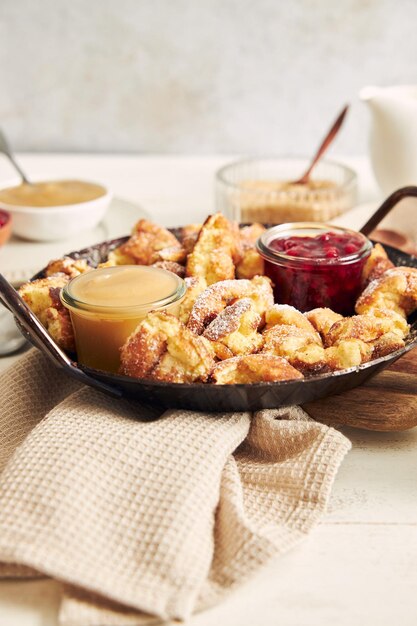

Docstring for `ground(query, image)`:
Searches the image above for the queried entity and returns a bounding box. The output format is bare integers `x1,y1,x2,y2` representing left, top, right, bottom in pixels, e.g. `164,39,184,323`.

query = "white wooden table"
1,154,416,626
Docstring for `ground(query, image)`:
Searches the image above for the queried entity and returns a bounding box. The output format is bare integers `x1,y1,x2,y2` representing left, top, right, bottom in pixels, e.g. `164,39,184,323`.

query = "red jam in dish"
0,211,9,227
257,227,372,315
270,231,364,259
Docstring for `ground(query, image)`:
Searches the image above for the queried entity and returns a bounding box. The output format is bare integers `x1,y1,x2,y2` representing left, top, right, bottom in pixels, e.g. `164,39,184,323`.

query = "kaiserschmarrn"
19,212,417,384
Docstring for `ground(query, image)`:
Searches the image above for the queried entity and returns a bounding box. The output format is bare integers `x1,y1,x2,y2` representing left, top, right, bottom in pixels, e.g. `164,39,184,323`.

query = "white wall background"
0,0,416,155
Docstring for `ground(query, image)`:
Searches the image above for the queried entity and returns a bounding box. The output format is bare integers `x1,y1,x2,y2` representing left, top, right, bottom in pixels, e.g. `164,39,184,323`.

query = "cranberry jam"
256,223,372,315
0,210,8,227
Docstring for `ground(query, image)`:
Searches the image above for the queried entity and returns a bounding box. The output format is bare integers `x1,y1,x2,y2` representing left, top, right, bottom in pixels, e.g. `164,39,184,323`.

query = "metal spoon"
0,128,31,184
292,104,350,185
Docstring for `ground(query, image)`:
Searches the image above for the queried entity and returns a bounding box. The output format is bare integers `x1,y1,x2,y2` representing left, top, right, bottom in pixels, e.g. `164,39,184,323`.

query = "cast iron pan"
1,187,417,412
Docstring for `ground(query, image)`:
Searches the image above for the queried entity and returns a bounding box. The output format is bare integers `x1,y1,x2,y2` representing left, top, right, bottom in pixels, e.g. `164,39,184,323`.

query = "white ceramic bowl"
0,178,112,242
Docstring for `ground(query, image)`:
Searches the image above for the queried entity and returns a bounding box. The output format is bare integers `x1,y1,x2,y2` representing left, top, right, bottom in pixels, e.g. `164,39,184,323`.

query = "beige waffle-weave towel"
0,350,351,625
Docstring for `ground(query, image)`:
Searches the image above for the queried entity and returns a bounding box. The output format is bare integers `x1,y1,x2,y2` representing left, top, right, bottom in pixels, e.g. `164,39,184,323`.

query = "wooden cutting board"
303,348,417,431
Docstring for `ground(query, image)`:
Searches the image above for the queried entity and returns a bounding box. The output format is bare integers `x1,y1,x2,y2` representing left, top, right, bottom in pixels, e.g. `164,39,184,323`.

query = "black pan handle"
0,274,123,399
360,186,417,237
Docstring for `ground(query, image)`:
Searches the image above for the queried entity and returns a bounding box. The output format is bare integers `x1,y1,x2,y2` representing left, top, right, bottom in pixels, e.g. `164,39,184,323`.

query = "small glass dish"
256,222,372,315
61,266,186,373
216,157,357,224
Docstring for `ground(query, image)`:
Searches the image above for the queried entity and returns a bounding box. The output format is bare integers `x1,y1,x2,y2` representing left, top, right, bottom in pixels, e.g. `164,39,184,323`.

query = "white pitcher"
360,85,417,195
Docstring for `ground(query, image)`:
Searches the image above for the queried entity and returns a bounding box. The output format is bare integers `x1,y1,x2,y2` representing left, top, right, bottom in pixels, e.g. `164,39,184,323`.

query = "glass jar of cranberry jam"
256,223,373,315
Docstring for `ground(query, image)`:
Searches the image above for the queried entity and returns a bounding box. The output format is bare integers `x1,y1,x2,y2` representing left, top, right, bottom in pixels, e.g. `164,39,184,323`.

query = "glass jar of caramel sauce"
61,265,185,373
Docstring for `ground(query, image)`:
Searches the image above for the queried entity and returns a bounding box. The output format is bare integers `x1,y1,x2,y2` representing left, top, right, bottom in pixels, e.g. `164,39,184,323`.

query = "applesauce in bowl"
0,179,106,207
0,178,111,241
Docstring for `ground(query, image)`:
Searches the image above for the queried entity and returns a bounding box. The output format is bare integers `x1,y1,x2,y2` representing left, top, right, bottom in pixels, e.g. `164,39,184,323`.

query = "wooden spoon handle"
294,104,349,185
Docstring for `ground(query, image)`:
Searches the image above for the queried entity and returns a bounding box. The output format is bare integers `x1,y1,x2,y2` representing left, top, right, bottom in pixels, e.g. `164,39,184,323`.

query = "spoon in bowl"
292,104,349,185
0,127,31,185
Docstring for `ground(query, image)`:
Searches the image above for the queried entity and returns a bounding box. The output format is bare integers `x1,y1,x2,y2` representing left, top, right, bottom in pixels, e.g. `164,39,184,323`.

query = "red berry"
325,247,339,258
344,243,358,254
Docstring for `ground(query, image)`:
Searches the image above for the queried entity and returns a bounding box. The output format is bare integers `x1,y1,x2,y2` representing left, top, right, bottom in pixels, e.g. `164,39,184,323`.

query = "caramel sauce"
70,266,179,307
61,266,184,372
0,180,105,207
